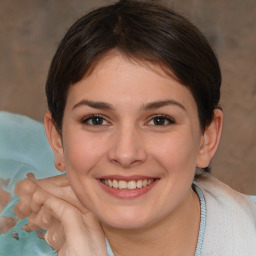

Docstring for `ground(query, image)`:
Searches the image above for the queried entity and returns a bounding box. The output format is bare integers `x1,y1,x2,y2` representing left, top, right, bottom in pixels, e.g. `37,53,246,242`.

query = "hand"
0,179,18,234
0,179,11,213
14,173,107,256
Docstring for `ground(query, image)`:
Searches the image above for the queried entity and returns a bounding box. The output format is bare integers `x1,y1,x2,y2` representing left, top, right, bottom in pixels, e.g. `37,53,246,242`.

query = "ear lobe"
196,109,223,168
44,112,66,172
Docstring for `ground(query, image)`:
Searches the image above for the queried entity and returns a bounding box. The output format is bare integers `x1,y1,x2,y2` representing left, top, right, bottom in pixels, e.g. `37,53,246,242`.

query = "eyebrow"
72,99,186,112
143,100,186,112
72,100,113,110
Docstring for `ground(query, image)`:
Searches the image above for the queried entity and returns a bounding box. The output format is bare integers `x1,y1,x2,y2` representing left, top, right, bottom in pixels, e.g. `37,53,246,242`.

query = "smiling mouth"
100,178,158,190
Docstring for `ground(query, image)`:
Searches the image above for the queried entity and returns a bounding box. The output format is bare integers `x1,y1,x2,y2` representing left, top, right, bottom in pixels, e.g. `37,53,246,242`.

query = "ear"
196,109,223,168
44,111,66,172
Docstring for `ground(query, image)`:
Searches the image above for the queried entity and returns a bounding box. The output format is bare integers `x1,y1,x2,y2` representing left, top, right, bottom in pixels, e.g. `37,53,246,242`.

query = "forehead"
66,52,197,112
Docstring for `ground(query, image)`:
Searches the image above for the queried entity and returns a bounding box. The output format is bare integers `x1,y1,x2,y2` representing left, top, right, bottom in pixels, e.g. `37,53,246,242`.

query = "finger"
45,221,65,250
36,228,45,239
37,174,69,188
22,224,34,232
31,205,57,230
24,204,64,244
0,188,11,211
14,179,37,219
14,200,32,219
28,185,81,226
13,184,35,219
46,185,86,214
0,217,17,234
27,174,69,204
15,176,47,219
14,176,79,220
22,225,45,239
28,184,83,227
26,204,66,250
15,178,36,198
26,212,41,231
16,174,90,237
29,186,107,256
29,175,87,214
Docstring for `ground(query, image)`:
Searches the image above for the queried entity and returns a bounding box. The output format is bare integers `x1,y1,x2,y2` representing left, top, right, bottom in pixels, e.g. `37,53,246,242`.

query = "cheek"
62,132,110,175
148,131,200,174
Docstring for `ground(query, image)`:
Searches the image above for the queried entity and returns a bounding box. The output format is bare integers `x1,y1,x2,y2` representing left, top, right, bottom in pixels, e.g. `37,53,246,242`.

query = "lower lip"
97,180,159,199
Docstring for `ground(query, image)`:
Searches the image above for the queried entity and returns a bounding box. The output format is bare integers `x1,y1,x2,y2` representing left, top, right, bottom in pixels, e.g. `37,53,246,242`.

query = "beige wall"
0,0,255,193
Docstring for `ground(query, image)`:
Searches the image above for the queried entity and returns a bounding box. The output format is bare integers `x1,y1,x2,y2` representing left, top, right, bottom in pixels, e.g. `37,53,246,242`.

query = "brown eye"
82,115,108,126
148,115,175,126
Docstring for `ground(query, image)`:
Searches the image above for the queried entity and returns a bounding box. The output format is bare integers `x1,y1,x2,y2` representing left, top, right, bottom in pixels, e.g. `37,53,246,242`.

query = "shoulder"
194,174,256,212
194,174,256,256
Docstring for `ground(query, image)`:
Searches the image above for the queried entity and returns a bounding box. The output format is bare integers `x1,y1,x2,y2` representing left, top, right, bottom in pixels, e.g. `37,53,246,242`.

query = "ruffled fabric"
1,112,255,255
0,112,59,255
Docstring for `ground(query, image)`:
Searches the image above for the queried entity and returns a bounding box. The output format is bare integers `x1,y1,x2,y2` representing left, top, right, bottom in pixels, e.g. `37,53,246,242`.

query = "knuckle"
35,211,51,229
32,190,41,202
15,179,34,196
31,190,44,211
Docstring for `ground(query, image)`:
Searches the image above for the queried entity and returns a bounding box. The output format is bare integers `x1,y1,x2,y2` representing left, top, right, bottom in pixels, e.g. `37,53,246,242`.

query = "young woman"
13,0,256,255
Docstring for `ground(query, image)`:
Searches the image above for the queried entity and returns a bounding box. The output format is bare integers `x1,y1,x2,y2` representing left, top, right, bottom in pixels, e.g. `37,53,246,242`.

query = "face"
52,52,206,229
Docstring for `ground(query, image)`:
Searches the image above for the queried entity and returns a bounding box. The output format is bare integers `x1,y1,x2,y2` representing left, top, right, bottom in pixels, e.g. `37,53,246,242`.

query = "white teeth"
108,179,113,187
119,180,128,189
102,178,155,190
136,180,142,189
142,179,147,187
113,180,118,188
128,180,137,190
147,179,153,185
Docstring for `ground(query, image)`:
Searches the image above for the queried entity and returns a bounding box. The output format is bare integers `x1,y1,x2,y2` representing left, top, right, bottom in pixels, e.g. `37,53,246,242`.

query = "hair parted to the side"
45,0,222,175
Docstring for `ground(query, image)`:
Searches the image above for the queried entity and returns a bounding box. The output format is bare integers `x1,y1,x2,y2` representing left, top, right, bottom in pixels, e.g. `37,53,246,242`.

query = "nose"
107,124,147,169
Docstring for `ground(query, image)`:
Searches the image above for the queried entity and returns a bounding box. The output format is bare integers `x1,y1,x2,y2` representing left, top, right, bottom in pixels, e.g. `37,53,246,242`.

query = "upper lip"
98,175,158,181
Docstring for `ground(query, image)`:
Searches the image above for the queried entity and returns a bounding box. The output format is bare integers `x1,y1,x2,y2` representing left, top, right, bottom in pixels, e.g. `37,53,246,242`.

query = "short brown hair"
46,0,222,173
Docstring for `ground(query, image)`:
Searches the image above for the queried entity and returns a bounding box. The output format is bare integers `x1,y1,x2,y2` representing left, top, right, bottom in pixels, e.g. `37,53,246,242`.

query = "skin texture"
0,179,17,234
15,173,107,256
14,52,223,256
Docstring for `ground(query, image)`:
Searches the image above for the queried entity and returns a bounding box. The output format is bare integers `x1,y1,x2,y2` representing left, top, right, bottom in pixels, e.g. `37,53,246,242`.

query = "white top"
106,174,256,255
195,174,256,256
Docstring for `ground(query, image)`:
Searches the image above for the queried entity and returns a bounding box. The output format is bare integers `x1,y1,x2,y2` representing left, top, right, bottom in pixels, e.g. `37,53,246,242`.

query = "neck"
102,188,200,256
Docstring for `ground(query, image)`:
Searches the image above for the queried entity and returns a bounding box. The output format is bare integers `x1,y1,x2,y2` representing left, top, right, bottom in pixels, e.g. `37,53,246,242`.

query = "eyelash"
81,114,175,127
81,115,110,126
147,115,175,126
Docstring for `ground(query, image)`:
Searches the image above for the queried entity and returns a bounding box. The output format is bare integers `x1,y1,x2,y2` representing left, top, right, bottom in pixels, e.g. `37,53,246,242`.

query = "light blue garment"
0,112,255,255
247,195,256,203
0,112,59,185
0,112,61,255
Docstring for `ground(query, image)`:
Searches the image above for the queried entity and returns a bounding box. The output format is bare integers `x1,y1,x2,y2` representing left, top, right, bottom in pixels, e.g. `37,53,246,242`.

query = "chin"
103,219,150,230
99,208,155,230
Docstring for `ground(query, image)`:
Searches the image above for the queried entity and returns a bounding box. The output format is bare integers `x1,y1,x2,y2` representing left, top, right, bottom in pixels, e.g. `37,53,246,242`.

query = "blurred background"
0,0,255,193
